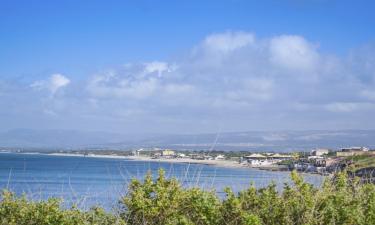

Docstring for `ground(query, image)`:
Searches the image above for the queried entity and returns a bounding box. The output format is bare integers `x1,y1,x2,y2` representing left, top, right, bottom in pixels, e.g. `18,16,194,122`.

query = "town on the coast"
3,145,375,180
127,146,375,177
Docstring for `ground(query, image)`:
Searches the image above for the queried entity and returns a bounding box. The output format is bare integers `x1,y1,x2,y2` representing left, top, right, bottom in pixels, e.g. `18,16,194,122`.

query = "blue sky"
0,0,375,133
1,0,374,78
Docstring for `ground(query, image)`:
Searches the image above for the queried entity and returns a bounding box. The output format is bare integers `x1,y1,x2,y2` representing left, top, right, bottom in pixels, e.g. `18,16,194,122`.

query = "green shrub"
120,169,375,225
2,169,375,225
0,191,125,225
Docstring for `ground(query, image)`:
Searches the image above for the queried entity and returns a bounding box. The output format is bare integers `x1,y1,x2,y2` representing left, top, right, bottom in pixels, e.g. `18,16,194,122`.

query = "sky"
0,0,375,134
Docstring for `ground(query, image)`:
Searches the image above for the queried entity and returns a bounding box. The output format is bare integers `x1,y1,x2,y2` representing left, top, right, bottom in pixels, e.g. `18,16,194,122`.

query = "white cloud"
84,32,375,123
202,31,255,52
87,63,192,101
50,74,70,93
269,35,319,72
88,75,158,99
225,78,274,101
6,31,375,132
164,83,195,95
325,102,358,112
324,102,375,112
360,89,375,101
31,74,70,95
143,61,172,77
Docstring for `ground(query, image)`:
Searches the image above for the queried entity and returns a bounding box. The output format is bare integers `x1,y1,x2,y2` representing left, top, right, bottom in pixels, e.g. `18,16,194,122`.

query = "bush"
120,170,375,225
0,191,125,225
2,169,375,224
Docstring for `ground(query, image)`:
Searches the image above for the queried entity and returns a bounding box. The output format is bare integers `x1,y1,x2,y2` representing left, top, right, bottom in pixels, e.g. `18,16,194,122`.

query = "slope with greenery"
349,154,375,170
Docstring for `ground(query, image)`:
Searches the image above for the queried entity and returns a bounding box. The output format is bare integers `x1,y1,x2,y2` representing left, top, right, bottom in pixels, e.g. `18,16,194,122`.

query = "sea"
0,152,324,210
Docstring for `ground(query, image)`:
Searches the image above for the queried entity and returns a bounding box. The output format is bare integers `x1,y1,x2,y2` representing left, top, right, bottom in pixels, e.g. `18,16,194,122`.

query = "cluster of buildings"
336,147,371,157
292,146,374,174
234,146,374,173
242,153,293,167
132,146,374,174
137,149,228,161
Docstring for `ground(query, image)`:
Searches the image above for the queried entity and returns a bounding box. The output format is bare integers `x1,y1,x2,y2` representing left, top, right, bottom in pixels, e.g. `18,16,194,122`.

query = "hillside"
1,129,375,152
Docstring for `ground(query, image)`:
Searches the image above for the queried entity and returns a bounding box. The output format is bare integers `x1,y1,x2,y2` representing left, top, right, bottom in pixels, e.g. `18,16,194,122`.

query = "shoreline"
1,152,261,170
1,152,324,176
49,153,250,169
124,155,250,169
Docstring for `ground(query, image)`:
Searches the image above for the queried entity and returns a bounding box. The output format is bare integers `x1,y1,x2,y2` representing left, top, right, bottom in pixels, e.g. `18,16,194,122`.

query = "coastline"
0,152,327,176
123,155,250,169
2,152,252,169
49,153,250,169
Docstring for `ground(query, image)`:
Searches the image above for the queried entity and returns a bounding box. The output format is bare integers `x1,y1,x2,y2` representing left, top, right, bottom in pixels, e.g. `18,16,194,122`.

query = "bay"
0,153,323,210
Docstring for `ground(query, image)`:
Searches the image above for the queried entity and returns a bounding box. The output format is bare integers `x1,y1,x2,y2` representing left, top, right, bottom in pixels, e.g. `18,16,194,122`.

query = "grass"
347,154,375,169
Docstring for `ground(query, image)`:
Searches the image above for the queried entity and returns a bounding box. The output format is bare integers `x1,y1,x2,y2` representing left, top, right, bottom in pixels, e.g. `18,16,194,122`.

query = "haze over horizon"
1,0,375,135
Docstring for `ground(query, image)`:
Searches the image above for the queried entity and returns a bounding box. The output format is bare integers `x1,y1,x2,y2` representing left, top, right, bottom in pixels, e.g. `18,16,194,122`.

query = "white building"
244,154,272,166
311,148,329,157
271,153,293,160
177,153,187,158
244,153,292,167
342,147,369,152
215,154,225,160
161,149,175,156
337,146,371,157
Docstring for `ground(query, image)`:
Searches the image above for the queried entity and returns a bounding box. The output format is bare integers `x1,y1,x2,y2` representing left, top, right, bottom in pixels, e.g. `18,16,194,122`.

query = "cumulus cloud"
87,62,193,101
202,31,255,52
88,75,159,99
143,61,174,77
31,74,70,95
3,31,375,132
225,78,274,102
269,35,319,72
79,31,375,131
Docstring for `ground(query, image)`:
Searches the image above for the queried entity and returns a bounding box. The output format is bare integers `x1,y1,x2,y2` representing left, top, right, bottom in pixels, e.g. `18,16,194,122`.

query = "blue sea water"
0,153,323,210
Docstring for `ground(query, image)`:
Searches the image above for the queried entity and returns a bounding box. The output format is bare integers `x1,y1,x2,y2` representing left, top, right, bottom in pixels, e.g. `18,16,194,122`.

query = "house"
244,153,293,167
311,148,329,157
244,154,272,166
293,162,317,172
151,152,161,158
336,147,372,157
177,153,188,158
204,155,213,160
270,153,293,160
189,154,205,160
215,154,225,160
342,147,369,152
132,148,144,156
161,149,175,157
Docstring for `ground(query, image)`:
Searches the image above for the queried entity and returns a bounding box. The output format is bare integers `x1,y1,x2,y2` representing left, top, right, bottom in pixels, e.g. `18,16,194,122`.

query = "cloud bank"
31,74,71,96
1,31,375,133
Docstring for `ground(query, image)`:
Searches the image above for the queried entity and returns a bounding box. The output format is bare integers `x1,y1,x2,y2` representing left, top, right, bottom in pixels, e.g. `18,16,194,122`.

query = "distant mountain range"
1,129,375,152
0,129,127,149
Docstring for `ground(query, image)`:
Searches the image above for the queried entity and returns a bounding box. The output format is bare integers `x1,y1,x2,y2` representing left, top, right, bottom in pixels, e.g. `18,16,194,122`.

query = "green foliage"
0,190,125,225
2,169,375,225
120,169,183,225
349,154,375,169
120,169,375,225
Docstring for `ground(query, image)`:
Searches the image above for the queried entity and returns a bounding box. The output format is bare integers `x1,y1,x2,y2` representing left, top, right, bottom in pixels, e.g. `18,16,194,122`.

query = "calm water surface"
0,153,323,210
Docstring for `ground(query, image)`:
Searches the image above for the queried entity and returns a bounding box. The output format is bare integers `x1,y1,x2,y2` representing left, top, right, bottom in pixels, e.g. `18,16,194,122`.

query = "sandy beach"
45,153,248,169
123,155,250,169
7,152,287,170
48,153,131,159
